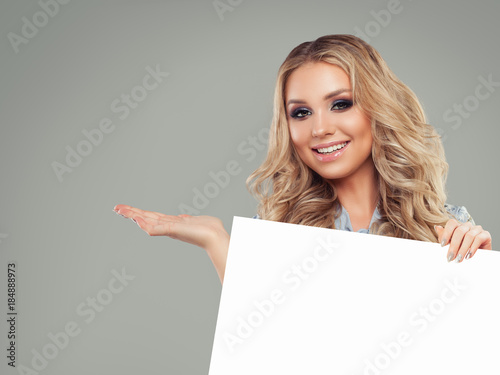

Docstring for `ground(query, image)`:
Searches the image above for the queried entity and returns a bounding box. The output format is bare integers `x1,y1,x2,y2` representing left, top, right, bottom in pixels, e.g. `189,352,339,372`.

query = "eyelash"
289,99,353,119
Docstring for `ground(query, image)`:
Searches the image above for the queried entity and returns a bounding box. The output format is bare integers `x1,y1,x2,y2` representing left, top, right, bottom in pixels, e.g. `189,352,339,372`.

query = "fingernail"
441,238,446,247
466,251,472,259
456,254,463,262
447,253,453,262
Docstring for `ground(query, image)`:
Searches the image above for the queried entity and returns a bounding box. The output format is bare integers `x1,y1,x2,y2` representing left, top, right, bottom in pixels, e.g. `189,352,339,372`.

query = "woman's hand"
113,204,230,284
435,219,492,263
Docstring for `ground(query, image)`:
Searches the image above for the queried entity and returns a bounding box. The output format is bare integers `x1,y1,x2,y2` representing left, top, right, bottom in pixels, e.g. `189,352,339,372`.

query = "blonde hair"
247,34,450,242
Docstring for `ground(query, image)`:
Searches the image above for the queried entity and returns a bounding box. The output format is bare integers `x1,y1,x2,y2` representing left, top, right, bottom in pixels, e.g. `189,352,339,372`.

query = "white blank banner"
209,217,500,375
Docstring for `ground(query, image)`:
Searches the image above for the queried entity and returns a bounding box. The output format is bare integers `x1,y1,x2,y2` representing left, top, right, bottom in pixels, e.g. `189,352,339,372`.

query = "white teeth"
316,142,347,154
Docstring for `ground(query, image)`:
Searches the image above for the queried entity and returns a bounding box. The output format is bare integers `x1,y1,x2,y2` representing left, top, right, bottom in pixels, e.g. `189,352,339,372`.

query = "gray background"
0,1,498,374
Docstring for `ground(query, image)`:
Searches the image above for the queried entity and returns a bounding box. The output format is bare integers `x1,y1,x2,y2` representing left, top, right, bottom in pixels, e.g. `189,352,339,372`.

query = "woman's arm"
113,204,230,284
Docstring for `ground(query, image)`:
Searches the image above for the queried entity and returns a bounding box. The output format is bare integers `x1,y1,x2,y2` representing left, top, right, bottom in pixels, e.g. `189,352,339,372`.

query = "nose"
311,110,335,138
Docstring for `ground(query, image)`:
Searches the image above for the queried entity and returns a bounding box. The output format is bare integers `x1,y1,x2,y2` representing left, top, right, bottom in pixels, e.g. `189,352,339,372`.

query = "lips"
315,142,348,154
311,140,350,162
312,141,350,155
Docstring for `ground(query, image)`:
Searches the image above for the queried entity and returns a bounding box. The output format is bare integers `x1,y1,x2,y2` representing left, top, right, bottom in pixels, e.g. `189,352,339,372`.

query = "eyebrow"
286,88,352,106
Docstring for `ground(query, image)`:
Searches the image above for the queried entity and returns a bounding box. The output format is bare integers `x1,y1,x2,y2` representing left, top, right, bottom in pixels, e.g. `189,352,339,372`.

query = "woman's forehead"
285,62,351,103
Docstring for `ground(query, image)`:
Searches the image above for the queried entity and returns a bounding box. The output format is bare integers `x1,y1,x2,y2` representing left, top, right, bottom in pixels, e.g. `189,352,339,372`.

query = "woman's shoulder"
444,203,475,225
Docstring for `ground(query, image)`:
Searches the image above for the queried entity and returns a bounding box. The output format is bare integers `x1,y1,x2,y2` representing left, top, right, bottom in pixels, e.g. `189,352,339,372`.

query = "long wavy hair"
247,34,451,242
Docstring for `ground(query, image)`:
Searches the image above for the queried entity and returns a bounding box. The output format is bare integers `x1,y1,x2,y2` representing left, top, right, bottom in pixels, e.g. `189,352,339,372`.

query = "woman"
113,35,492,285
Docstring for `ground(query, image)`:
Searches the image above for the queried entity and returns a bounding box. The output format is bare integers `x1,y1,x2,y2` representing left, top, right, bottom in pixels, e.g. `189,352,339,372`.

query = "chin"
312,169,349,182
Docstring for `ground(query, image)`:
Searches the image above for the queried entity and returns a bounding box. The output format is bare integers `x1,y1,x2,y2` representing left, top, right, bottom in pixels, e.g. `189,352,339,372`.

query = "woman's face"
285,61,374,184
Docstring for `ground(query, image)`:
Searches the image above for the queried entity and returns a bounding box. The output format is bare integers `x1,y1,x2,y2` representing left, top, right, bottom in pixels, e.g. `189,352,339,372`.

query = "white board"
209,216,500,375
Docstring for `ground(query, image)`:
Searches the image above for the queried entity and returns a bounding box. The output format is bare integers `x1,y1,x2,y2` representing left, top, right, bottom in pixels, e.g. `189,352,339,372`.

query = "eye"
290,108,311,119
331,99,353,111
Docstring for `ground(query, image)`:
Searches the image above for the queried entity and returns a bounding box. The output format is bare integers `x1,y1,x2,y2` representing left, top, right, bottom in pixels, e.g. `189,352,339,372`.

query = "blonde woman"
113,34,492,284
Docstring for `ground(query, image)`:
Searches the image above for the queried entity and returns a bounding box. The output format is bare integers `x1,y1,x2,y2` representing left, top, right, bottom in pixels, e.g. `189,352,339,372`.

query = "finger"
113,204,130,211
133,215,183,237
113,204,129,217
113,204,137,214
454,226,482,263
434,225,444,244
477,230,492,250
447,221,472,262
466,231,493,259
116,206,168,221
441,219,460,247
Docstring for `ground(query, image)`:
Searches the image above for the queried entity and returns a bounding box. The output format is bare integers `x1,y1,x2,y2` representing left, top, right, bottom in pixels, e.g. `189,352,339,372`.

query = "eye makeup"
288,98,353,119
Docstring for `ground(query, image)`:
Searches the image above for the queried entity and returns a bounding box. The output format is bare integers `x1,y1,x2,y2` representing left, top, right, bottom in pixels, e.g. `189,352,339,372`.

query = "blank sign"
209,217,500,375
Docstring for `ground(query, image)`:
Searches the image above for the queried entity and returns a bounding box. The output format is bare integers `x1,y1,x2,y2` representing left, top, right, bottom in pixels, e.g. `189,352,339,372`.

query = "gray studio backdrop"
1,1,498,374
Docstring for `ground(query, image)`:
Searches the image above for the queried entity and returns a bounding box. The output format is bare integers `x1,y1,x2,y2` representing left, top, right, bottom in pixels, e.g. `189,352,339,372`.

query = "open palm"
113,204,230,283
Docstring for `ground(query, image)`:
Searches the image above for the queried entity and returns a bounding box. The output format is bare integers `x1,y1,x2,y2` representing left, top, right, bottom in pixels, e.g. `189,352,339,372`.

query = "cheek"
350,114,372,142
288,124,308,148
360,128,374,157
362,120,373,147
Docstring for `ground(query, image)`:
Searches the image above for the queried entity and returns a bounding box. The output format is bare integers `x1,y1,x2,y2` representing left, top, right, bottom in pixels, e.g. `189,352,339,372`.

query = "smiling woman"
114,34,492,285
286,63,374,197
285,62,376,232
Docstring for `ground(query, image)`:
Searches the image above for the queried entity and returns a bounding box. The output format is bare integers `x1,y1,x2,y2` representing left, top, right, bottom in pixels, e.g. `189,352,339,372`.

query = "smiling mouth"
313,141,349,155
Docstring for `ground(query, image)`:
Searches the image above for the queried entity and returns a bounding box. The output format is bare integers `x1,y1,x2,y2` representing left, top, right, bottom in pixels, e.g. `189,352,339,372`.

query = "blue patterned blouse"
252,204,474,234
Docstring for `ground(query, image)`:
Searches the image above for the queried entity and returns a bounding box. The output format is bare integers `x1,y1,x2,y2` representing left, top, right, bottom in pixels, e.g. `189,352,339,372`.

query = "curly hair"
246,34,451,242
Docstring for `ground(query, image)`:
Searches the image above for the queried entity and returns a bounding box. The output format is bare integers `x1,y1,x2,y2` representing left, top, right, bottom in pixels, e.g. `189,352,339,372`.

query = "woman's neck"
331,160,379,231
